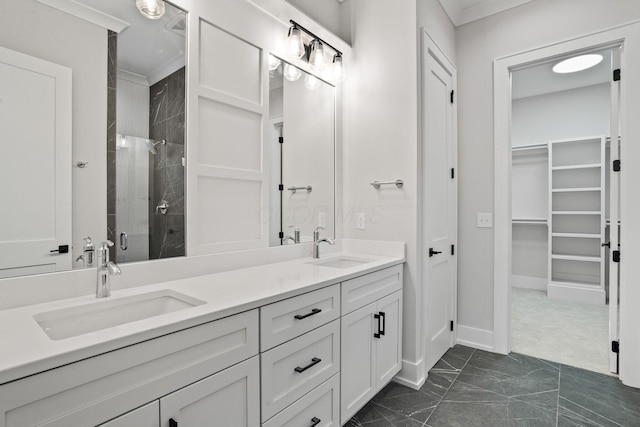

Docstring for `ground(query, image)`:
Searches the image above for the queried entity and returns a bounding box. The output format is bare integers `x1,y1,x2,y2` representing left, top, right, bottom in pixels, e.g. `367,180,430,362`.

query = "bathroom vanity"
0,253,403,426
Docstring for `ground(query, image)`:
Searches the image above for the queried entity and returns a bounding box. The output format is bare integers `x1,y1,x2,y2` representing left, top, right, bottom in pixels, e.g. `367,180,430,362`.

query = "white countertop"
0,252,403,385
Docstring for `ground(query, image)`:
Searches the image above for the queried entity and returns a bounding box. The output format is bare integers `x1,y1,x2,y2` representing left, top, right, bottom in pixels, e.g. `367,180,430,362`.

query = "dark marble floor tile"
420,371,458,400
506,398,557,426
559,364,640,426
431,345,476,373
558,397,622,427
425,401,510,427
372,382,437,423
345,402,423,427
557,404,610,427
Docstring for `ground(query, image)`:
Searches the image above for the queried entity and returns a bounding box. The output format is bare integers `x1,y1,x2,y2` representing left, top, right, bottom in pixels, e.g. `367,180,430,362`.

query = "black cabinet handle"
295,357,322,373
311,416,321,427
428,248,442,257
169,419,178,427
50,245,69,254
379,311,386,336
295,308,322,320
374,313,381,339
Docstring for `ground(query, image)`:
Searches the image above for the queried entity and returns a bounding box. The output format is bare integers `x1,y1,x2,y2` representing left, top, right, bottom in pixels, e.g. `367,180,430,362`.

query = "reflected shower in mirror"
107,1,186,263
268,55,335,246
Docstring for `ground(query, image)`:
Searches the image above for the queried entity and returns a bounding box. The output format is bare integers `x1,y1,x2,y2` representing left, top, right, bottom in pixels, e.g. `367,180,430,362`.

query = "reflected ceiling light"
287,27,305,59
304,74,320,90
552,54,603,73
286,20,345,83
136,0,165,19
268,54,282,71
283,64,302,82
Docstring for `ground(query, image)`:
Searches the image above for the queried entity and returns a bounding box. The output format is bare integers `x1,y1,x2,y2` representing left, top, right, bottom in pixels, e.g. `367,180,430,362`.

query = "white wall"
456,0,640,334
417,0,456,64
0,0,108,266
285,0,350,42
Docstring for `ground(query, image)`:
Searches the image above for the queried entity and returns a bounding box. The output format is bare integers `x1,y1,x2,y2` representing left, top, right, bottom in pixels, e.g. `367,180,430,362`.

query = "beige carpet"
511,287,611,374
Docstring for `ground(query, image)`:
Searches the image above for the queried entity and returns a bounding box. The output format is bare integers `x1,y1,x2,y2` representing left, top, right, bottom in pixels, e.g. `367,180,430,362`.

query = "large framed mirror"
268,55,336,246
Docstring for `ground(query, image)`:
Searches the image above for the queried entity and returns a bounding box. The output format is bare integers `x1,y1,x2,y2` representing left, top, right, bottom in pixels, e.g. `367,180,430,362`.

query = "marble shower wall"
106,30,117,261
148,67,185,259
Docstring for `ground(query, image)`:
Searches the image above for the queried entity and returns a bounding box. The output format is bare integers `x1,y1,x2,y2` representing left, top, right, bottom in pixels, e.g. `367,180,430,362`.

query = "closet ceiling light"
136,0,165,19
552,54,603,74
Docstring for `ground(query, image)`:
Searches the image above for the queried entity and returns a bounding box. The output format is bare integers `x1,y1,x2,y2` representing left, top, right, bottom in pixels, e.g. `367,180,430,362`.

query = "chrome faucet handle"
314,226,326,232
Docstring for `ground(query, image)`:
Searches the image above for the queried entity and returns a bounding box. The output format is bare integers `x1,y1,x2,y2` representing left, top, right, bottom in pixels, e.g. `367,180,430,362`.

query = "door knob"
429,248,442,257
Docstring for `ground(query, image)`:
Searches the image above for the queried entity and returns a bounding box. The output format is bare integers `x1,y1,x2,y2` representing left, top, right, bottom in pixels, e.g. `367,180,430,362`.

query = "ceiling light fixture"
287,20,345,82
552,54,603,74
136,0,166,20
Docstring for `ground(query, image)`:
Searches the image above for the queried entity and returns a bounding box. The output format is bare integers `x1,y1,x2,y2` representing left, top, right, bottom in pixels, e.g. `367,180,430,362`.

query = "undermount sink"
308,256,373,269
34,290,205,340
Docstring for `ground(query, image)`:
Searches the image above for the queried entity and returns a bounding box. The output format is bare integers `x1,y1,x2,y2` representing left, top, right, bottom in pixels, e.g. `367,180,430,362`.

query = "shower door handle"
120,232,128,250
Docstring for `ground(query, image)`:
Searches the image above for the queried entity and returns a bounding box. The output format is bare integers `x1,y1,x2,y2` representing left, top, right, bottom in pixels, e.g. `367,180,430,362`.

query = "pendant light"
332,53,345,82
287,26,305,59
308,40,326,71
136,0,165,20
283,64,302,82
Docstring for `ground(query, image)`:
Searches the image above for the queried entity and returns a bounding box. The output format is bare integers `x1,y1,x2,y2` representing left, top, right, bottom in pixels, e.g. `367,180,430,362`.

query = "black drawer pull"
374,313,381,339
295,308,322,320
169,419,178,427
379,311,386,336
295,357,322,373
311,416,321,427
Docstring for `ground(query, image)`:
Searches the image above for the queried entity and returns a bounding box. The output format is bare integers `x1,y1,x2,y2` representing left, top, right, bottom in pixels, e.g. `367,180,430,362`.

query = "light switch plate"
477,213,493,228
356,212,366,230
318,212,326,228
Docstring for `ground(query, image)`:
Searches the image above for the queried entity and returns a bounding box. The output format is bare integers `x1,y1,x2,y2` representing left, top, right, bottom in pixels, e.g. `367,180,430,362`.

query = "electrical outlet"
356,212,366,230
318,212,326,228
477,213,493,228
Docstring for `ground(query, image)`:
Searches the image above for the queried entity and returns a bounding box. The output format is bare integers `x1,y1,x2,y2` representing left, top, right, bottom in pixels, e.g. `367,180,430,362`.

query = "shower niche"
107,2,186,263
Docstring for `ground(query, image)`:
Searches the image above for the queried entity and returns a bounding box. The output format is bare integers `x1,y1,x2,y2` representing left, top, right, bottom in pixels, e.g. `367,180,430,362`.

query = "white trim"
117,69,149,87
393,358,426,391
35,0,130,32
511,275,546,291
437,0,535,27
548,282,605,305
147,54,187,87
456,325,494,352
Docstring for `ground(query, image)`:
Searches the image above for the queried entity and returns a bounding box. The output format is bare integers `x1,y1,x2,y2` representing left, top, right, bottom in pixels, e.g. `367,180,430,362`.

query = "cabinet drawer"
263,374,340,427
260,284,340,351
261,320,340,421
341,265,403,314
0,310,259,427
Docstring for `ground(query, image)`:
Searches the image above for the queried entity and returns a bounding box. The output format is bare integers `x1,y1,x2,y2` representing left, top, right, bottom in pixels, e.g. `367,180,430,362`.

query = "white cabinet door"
160,356,260,427
99,401,159,427
340,303,376,424
375,291,403,386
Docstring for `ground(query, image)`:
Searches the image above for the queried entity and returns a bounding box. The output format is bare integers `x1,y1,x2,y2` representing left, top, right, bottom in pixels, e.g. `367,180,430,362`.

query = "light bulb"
309,40,326,71
332,54,345,82
287,27,305,59
268,54,281,71
136,0,165,19
283,64,302,82
304,74,320,90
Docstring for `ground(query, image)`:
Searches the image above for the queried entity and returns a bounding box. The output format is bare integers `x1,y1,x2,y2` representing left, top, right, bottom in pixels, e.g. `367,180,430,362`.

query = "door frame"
419,29,458,372
493,21,640,387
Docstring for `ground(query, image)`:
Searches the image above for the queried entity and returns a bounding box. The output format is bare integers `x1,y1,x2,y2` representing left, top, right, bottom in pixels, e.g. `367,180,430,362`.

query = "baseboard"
548,282,606,305
456,325,494,352
393,358,426,390
512,275,546,291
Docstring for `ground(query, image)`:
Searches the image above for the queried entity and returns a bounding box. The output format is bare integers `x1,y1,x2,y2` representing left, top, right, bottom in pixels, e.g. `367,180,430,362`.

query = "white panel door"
0,46,71,278
160,356,260,427
421,32,457,371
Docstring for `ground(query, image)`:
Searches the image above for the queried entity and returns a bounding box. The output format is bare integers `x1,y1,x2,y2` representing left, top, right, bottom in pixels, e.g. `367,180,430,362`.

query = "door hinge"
451,168,455,179
612,340,620,353
451,244,455,255
613,250,621,263
279,136,284,144
278,231,284,239
278,184,284,191
450,90,454,104
613,68,621,81
613,159,621,172
450,320,454,331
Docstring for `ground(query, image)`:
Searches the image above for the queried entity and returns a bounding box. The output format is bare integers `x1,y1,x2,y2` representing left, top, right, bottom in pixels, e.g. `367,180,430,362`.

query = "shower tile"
107,30,117,90
167,113,185,146
107,150,116,215
167,67,185,120
164,214,185,258
149,78,168,125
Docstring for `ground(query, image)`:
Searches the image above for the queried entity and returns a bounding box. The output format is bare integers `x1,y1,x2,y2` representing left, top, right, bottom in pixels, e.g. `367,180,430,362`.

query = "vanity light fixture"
304,73,320,90
552,53,603,73
268,54,282,71
287,20,345,82
136,0,165,20
283,63,302,81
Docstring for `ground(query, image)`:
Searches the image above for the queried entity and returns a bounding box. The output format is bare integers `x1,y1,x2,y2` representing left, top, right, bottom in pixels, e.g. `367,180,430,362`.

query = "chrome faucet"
313,226,334,259
96,240,121,298
284,225,301,244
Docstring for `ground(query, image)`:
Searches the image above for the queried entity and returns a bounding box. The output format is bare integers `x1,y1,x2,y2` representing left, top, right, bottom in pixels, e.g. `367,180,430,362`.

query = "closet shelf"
512,218,547,225
551,187,601,193
548,279,600,288
551,211,600,215
551,232,601,239
512,143,548,153
551,163,601,171
551,254,601,262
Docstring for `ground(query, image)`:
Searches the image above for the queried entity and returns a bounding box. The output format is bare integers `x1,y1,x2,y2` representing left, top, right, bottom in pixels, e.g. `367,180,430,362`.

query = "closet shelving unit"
547,136,606,304
512,143,549,225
